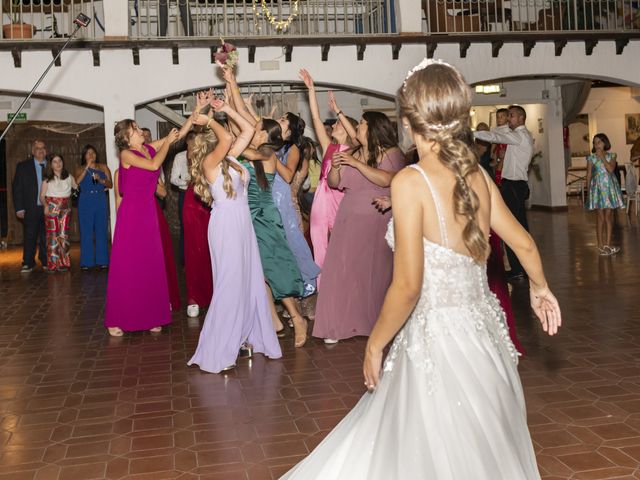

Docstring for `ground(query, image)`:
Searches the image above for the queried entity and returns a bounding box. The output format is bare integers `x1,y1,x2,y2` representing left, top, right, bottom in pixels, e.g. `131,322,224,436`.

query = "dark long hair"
359,111,398,167
253,118,283,190
43,154,69,181
284,112,306,148
296,136,321,216
80,144,99,166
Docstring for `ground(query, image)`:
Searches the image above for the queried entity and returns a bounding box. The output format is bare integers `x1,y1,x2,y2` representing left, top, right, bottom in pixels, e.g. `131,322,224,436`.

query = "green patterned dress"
586,153,624,210
240,158,304,300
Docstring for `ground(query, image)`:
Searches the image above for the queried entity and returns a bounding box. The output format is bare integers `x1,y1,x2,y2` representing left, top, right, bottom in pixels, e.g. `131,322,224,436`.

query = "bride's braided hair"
397,60,489,263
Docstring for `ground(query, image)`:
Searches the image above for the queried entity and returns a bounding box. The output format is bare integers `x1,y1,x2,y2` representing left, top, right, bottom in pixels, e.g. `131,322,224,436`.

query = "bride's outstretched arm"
487,179,561,336
364,168,424,390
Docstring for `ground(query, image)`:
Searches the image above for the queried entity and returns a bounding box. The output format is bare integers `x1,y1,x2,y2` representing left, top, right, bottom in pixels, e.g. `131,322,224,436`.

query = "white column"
396,0,423,33
547,93,568,208
103,0,130,38
103,102,135,236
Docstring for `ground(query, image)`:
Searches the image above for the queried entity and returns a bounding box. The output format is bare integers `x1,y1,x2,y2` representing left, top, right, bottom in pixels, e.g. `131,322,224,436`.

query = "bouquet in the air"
214,38,239,68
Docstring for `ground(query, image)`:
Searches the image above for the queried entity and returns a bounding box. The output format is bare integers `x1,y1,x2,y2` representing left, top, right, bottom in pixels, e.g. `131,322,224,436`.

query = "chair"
625,162,639,218
425,0,481,33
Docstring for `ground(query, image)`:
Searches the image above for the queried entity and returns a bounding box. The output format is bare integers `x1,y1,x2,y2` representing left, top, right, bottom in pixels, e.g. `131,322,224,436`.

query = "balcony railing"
129,0,396,38
424,0,639,33
1,0,105,40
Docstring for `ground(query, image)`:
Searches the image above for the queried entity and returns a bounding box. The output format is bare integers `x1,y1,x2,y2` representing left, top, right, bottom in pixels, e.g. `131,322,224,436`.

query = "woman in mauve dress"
313,112,405,343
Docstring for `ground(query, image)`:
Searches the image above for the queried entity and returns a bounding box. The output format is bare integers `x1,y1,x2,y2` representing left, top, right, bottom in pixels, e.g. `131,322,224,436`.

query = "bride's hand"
529,285,561,336
363,343,383,391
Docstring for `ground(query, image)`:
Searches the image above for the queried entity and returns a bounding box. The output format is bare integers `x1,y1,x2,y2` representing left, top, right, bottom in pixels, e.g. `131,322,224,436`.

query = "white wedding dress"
281,164,541,480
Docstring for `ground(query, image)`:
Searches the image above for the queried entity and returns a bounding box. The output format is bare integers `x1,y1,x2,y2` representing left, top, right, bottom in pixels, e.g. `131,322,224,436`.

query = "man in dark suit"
13,139,48,272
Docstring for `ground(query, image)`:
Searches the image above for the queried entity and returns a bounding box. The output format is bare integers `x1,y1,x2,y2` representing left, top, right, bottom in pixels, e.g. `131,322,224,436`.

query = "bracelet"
336,110,343,116
206,119,213,130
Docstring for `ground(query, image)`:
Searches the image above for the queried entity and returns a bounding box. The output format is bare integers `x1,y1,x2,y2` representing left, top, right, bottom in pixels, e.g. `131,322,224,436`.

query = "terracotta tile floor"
1,201,640,479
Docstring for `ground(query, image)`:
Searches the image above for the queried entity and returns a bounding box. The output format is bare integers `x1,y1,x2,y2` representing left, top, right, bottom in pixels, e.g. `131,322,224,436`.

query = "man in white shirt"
475,105,534,280
170,132,195,266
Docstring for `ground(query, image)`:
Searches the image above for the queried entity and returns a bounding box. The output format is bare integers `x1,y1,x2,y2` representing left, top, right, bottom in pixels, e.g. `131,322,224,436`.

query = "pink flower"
222,42,237,53
214,51,228,64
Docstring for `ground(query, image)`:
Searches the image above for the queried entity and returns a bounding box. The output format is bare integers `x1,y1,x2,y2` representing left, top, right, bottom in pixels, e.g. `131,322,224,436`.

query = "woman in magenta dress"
187,94,281,373
105,119,190,336
299,69,358,278
313,112,405,343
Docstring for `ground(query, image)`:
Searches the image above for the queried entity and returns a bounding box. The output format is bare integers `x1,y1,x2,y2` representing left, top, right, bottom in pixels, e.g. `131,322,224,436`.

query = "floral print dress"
586,152,624,210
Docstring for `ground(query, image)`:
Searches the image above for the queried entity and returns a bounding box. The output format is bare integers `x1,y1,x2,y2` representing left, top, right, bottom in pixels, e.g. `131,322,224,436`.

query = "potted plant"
2,0,34,39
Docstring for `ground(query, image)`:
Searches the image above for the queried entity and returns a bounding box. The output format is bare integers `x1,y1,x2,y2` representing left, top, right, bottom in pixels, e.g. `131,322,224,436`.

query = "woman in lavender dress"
105,120,189,336
188,95,281,373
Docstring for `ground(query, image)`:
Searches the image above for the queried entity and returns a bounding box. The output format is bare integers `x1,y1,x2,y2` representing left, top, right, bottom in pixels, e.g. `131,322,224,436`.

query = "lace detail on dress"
383,219,518,394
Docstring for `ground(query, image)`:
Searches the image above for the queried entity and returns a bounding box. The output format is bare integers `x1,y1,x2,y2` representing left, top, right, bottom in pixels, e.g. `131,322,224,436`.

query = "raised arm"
212,98,255,158
121,129,180,171
486,179,561,335
328,90,357,144
363,169,424,390
191,112,233,177
299,69,331,153
603,152,617,173
221,65,257,126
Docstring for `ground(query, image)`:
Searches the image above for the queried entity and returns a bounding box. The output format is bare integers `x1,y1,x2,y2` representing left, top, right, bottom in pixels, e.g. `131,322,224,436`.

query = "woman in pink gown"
105,119,189,336
299,69,358,280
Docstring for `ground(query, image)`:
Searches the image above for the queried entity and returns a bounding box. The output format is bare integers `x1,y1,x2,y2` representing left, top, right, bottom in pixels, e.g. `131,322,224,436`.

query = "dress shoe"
187,304,200,317
20,265,33,273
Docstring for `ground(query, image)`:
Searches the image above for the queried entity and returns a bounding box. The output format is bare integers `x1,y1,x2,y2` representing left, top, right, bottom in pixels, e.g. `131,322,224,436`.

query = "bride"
281,59,561,479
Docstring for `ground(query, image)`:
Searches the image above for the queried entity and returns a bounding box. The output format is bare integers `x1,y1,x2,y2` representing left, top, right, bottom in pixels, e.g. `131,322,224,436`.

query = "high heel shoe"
291,315,308,348
149,326,162,333
108,327,123,337
239,342,253,359
275,328,286,338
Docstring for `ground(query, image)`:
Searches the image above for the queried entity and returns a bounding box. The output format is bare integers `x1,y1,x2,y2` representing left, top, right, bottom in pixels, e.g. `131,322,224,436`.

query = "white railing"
1,0,105,40
128,0,397,38
425,0,639,33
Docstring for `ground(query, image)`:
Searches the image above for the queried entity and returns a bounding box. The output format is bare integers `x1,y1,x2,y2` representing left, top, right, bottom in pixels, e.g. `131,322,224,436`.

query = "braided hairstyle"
190,130,238,205
397,62,489,263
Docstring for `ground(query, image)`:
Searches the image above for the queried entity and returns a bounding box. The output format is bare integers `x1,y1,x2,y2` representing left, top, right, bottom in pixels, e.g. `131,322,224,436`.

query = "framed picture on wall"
568,114,590,157
625,114,640,144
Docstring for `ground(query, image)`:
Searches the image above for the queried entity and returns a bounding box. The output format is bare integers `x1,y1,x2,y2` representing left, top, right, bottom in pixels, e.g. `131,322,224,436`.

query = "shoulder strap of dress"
408,164,448,247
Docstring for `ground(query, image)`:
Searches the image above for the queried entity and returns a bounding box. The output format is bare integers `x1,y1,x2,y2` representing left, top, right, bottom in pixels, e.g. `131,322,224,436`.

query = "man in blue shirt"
12,139,48,272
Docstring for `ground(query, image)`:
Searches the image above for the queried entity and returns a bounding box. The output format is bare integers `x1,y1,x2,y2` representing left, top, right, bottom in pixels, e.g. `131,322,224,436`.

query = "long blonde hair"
397,61,489,263
189,130,238,205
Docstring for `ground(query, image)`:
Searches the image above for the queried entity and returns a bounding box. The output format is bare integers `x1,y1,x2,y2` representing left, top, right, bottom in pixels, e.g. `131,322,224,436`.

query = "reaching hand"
220,64,235,83
192,113,212,126
529,285,562,336
243,93,254,109
196,90,212,111
372,196,391,213
210,97,227,112
167,128,180,143
298,68,314,90
328,90,339,114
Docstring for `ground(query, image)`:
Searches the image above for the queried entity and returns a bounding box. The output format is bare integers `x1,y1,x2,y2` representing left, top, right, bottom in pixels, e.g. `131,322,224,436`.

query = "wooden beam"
426,42,437,59
284,45,293,62
392,43,401,60
523,40,535,57
11,48,21,68
584,39,598,55
615,38,628,54
357,44,366,61
491,40,503,58
321,44,330,61
248,45,256,63
132,47,140,65
459,41,470,58
92,47,100,66
554,39,567,56
172,46,179,64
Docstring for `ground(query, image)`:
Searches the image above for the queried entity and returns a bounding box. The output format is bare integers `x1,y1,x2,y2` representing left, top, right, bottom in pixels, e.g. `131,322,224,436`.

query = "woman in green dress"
241,119,308,348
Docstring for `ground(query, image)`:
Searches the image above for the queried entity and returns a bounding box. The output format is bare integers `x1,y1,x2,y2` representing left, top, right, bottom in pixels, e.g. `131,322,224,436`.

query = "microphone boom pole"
0,13,91,144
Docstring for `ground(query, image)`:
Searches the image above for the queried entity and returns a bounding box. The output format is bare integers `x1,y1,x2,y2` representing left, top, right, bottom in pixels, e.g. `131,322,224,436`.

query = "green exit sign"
8,113,27,122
